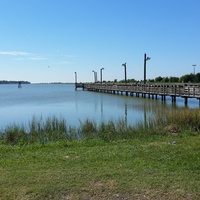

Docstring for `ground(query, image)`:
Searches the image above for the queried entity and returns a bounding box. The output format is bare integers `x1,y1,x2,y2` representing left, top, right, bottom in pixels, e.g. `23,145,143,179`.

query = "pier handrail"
81,83,200,99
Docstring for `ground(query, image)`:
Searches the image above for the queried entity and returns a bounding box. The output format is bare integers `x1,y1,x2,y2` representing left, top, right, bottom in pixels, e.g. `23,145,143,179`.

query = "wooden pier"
75,83,85,90
75,83,200,105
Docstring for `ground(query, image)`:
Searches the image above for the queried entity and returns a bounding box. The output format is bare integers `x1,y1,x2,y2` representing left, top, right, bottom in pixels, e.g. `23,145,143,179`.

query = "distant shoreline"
0,81,75,84
0,80,31,84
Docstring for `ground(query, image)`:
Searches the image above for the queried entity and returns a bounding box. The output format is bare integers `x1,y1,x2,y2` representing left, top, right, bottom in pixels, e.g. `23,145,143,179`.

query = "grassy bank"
1,108,200,145
0,109,200,199
0,135,200,199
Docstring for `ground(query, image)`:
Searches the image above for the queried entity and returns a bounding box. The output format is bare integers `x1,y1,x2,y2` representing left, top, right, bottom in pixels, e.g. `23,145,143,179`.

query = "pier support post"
172,96,176,103
161,95,166,101
184,97,188,105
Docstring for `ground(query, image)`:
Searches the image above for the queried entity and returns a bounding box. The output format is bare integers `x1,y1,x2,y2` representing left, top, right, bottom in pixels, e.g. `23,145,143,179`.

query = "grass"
163,108,200,131
0,109,200,199
0,135,200,199
1,108,200,145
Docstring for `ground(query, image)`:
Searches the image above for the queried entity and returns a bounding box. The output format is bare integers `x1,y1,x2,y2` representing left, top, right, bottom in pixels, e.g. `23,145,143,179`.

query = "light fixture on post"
122,63,127,83
144,53,151,84
92,70,96,83
74,72,77,90
192,64,196,83
74,72,77,84
100,67,105,83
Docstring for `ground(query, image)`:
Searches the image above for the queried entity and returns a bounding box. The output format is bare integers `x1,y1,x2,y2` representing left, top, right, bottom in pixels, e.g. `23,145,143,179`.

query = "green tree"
155,76,163,82
180,73,194,83
163,77,169,82
169,76,180,83
148,79,155,83
195,73,200,83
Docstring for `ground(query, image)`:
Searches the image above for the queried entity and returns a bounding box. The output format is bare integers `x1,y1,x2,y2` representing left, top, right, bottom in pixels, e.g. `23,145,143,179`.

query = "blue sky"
0,0,199,83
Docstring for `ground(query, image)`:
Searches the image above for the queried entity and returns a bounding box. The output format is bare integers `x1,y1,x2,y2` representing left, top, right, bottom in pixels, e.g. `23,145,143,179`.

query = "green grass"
0,135,200,199
1,108,199,145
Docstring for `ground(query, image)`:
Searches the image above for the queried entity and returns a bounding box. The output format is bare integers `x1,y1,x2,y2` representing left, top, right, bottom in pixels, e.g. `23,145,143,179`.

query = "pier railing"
75,83,200,104
83,83,200,96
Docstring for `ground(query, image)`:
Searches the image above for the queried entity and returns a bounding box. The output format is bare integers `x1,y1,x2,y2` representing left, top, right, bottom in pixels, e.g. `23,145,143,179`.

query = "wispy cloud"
0,51,76,63
14,57,48,61
0,51,48,61
47,53,78,58
27,57,48,60
0,51,32,56
0,51,77,58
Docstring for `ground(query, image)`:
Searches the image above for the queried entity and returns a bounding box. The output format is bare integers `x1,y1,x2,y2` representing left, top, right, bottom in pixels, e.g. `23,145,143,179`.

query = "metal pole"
144,53,146,84
125,65,127,83
75,72,77,83
92,70,96,83
144,53,151,84
122,63,127,83
193,64,196,83
95,72,98,82
74,72,77,90
100,69,102,83
100,68,104,83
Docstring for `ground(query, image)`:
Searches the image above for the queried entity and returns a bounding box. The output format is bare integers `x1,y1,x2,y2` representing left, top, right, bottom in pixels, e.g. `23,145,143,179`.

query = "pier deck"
75,83,200,105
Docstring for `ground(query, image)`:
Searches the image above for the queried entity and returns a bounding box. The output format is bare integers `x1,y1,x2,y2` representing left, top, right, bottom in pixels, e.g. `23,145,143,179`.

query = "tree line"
0,80,30,84
113,72,200,84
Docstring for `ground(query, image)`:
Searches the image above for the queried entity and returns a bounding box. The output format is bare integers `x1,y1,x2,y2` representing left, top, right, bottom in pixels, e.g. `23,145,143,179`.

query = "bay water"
0,83,199,129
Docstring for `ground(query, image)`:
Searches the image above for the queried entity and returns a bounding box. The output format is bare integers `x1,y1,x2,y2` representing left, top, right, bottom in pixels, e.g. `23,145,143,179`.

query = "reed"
156,108,200,133
0,116,77,145
0,108,199,145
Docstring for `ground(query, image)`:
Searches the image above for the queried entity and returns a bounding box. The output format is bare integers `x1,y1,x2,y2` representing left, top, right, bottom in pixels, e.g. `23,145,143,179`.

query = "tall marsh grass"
156,108,200,133
0,116,76,145
0,108,200,145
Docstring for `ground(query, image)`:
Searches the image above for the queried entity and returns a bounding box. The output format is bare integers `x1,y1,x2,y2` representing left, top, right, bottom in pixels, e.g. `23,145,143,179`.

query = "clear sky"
0,0,199,83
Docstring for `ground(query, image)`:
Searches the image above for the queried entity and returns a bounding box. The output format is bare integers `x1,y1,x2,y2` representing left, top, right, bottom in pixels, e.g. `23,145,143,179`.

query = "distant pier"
75,83,200,106
75,83,85,90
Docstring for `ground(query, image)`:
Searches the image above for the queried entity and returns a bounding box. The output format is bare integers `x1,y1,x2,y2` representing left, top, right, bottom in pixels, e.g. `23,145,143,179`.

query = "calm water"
0,83,199,129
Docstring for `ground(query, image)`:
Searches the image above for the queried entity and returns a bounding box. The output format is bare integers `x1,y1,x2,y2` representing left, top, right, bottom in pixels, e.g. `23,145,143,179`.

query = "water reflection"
96,90,195,128
101,101,103,117
0,84,199,128
125,103,127,126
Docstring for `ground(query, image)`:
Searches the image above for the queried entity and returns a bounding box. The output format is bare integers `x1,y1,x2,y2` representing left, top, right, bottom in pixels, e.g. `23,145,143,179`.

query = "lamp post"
100,67,104,83
74,72,77,84
92,70,96,83
95,71,98,82
122,63,127,83
144,53,151,84
192,64,196,83
74,72,77,90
